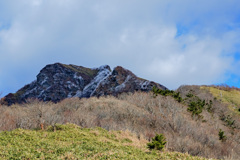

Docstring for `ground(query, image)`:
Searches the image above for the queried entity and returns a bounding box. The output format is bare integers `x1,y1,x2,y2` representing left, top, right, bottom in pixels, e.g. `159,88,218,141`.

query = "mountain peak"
1,63,167,105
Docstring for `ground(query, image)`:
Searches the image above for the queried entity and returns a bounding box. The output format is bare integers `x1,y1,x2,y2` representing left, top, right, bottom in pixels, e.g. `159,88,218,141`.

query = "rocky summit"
1,63,167,105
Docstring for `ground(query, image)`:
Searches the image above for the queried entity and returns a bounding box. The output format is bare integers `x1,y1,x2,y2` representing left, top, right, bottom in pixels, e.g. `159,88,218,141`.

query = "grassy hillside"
0,89,240,159
0,123,209,160
201,86,240,115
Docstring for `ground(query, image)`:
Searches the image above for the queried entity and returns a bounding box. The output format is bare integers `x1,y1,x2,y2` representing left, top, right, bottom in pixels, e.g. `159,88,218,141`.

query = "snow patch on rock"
65,81,78,89
74,73,84,87
82,67,111,97
40,75,48,85
74,90,82,97
115,75,132,92
140,81,150,90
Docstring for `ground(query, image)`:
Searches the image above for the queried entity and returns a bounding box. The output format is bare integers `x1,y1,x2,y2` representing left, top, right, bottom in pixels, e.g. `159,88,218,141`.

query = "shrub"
221,114,236,129
173,92,183,102
218,129,226,142
147,134,166,151
206,100,213,113
187,101,203,116
152,86,182,102
186,97,206,117
186,92,194,98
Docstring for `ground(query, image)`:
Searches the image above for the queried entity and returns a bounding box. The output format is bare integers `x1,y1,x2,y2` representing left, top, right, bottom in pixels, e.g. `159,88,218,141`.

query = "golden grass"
201,86,240,115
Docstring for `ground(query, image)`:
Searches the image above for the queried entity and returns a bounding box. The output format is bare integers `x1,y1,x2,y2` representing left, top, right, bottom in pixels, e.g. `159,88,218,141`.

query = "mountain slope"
1,63,167,105
1,89,240,159
201,85,240,115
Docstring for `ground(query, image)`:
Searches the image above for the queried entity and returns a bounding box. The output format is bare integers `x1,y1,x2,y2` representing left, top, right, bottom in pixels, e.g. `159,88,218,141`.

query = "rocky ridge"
1,63,167,105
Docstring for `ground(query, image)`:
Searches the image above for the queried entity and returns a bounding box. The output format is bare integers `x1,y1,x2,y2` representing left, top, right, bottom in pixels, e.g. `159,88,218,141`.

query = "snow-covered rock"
2,63,167,105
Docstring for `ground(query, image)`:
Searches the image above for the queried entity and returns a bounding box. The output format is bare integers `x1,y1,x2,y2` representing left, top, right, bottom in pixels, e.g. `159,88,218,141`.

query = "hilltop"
1,63,167,105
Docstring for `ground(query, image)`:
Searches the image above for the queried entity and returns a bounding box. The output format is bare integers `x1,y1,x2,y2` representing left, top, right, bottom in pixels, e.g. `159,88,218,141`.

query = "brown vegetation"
207,84,240,92
0,87,240,159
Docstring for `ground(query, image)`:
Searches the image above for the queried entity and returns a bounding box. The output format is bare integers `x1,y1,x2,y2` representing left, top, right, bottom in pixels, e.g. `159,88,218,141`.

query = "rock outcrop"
1,63,167,105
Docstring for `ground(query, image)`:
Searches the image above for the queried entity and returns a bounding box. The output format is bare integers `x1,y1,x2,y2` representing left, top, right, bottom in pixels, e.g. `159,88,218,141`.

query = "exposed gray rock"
1,63,167,105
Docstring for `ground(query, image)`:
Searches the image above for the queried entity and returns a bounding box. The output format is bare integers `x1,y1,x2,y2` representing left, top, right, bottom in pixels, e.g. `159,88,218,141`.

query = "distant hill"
1,63,167,105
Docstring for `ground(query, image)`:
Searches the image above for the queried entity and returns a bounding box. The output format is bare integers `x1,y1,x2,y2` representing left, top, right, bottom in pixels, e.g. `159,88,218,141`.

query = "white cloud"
100,25,235,89
0,0,240,95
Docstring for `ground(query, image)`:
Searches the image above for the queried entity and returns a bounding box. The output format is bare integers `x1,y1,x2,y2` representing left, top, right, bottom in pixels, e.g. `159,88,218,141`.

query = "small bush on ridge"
152,86,182,102
147,134,166,151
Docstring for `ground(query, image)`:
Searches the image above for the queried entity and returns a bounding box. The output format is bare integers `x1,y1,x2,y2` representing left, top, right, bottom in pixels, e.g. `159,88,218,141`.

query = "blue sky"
1,0,240,97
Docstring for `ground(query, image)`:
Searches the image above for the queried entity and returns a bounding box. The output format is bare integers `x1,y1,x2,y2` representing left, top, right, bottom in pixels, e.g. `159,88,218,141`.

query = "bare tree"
25,99,51,130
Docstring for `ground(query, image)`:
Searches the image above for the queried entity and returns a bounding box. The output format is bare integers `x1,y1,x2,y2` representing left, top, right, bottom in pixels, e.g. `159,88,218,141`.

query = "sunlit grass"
201,86,240,115
0,123,211,160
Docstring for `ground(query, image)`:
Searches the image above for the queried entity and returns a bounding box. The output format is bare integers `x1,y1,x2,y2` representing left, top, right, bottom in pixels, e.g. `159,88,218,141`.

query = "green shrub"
218,129,226,142
186,92,194,98
173,92,183,102
187,98,206,117
221,115,236,129
206,100,213,113
147,134,166,151
187,101,203,116
152,86,182,102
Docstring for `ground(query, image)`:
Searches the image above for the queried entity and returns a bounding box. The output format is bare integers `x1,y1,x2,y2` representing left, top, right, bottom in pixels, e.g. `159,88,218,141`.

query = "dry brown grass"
0,90,239,159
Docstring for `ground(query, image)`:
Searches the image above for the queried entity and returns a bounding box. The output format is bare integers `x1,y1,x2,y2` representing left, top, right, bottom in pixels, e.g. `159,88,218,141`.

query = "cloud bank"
0,0,240,96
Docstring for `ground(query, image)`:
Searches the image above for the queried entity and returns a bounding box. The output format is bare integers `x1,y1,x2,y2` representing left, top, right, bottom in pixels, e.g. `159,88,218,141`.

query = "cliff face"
1,63,167,105
91,66,167,97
